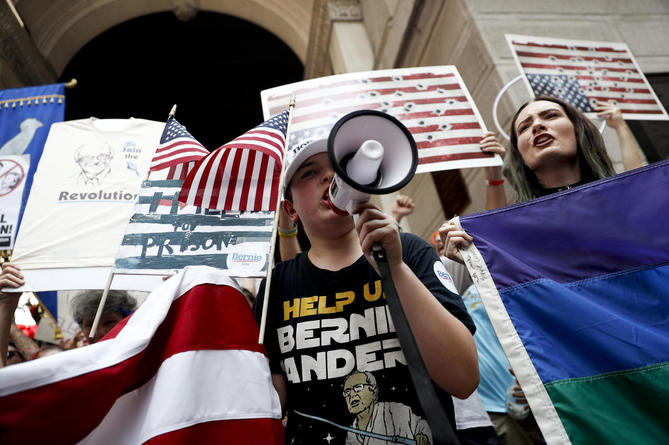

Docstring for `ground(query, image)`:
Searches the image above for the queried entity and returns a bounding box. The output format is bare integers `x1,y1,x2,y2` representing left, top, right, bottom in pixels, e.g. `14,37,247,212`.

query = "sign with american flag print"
260,67,502,174
114,179,273,278
179,110,289,211
506,34,669,121
149,116,210,179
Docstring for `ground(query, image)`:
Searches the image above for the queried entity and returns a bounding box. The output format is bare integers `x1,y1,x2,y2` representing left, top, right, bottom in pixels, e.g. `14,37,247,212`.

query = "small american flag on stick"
149,116,210,179
261,67,502,174
507,34,669,120
178,110,289,212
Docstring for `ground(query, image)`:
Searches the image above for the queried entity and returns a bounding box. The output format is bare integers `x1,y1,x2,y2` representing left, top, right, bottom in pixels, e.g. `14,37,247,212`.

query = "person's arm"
354,202,479,398
595,101,644,171
0,263,24,367
10,323,39,360
278,201,302,262
480,131,508,210
391,194,415,224
272,373,288,411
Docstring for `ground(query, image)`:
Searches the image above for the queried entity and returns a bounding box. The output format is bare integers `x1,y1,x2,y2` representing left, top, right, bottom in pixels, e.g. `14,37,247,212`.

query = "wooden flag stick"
258,95,296,344
88,269,114,340
90,103,180,340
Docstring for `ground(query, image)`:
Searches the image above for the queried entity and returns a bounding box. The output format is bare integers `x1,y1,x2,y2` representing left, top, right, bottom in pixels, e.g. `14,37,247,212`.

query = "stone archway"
55,9,304,148
16,0,312,77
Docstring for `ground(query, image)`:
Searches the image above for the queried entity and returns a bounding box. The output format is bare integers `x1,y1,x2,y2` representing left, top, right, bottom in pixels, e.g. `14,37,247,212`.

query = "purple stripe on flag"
460,160,669,290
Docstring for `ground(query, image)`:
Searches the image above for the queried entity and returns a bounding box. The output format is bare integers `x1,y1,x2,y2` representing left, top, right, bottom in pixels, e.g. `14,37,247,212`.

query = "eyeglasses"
77,154,112,163
342,383,374,398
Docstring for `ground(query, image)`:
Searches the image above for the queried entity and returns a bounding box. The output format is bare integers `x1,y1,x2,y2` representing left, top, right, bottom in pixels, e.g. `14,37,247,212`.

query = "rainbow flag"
457,160,669,444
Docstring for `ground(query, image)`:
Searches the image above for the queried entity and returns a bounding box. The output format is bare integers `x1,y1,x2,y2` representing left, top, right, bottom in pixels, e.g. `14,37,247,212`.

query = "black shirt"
254,232,475,444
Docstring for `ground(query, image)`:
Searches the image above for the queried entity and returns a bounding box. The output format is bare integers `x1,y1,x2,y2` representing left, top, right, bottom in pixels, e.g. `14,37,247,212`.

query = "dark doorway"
59,10,303,150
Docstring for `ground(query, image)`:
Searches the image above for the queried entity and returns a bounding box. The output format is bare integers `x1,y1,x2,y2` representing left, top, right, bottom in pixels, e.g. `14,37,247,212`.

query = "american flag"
261,67,502,174
149,116,210,177
0,266,284,445
507,34,669,120
166,161,196,180
178,110,289,212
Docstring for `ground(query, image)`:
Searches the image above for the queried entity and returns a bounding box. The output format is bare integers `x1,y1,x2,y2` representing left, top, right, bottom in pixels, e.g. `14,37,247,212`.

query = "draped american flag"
166,161,196,181
261,67,501,174
0,266,284,445
150,116,210,179
178,110,289,212
507,34,669,120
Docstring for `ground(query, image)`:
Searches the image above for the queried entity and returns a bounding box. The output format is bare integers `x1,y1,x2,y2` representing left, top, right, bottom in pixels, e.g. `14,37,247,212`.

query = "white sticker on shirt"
433,260,459,295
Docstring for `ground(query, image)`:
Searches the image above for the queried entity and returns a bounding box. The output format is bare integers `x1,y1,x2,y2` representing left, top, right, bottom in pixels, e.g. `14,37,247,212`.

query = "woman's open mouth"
533,133,554,148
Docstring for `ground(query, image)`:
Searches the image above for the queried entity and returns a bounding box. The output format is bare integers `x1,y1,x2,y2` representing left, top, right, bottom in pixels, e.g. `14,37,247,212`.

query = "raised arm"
0,263,25,367
481,131,508,211
391,194,415,224
595,101,644,171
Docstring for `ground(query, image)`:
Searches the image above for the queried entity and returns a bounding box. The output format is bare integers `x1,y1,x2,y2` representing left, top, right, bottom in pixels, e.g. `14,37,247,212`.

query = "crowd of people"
0,265,138,366
0,96,646,445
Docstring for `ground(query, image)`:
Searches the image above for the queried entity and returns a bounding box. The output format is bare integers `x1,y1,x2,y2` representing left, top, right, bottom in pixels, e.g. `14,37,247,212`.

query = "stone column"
0,1,56,87
304,0,373,78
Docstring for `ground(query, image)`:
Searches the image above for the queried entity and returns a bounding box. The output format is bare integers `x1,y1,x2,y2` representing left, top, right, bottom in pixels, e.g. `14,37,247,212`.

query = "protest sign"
0,155,29,249
114,179,272,277
506,34,669,120
11,118,164,291
261,66,501,173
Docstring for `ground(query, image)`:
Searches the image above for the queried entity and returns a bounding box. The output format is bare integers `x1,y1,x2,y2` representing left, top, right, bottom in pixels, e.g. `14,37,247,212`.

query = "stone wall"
378,0,669,240
3,0,666,242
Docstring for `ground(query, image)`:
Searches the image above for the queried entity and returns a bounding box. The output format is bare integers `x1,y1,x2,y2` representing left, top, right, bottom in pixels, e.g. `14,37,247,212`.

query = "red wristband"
486,178,504,186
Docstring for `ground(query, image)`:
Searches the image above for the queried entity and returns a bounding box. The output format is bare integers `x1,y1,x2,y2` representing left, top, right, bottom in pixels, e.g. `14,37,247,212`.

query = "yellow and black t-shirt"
254,232,475,445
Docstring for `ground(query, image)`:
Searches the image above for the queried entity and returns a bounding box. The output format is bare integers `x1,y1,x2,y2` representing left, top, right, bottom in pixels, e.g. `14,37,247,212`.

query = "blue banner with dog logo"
0,83,66,233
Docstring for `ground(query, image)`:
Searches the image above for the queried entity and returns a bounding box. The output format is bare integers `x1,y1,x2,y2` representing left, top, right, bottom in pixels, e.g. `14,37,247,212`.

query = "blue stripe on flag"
501,263,669,384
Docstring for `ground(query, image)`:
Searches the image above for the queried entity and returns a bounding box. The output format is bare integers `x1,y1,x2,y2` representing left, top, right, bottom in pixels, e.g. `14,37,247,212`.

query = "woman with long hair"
506,95,615,201
440,95,643,262
435,96,645,445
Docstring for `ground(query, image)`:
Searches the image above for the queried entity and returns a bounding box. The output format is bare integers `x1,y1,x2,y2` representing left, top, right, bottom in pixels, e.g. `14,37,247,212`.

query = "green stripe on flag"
545,361,669,444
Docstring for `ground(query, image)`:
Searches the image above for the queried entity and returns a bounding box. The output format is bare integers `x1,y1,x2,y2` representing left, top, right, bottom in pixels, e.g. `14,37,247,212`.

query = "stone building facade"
2,0,667,240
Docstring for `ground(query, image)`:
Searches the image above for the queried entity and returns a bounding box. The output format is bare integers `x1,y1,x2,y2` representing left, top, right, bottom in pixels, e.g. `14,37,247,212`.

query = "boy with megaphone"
254,135,478,445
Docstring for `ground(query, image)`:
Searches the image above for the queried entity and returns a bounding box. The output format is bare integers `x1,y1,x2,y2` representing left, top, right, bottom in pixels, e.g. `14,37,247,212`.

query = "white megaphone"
327,110,418,216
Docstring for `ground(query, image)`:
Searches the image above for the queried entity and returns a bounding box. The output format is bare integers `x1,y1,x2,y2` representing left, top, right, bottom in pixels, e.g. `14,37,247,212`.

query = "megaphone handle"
372,248,460,445
351,212,381,252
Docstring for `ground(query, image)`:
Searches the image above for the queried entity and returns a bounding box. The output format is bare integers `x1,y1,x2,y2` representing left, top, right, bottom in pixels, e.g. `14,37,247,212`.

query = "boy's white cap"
282,138,328,197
